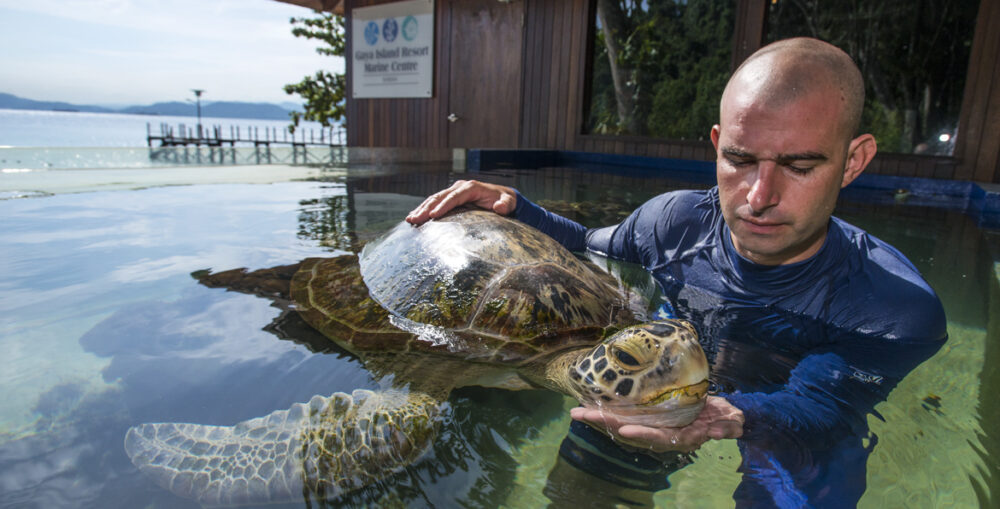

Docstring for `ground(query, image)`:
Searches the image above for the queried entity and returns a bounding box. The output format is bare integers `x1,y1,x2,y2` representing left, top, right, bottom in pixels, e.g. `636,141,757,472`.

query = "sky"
0,0,344,107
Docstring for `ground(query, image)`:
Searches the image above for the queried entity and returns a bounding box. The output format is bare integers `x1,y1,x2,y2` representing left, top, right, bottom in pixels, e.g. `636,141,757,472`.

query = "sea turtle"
124,209,709,506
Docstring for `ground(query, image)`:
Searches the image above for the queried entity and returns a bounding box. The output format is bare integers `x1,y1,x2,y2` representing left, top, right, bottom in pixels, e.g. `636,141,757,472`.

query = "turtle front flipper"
125,388,444,505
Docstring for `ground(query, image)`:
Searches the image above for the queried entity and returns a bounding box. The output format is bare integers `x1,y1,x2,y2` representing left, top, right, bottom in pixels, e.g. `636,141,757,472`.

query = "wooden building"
281,0,1000,184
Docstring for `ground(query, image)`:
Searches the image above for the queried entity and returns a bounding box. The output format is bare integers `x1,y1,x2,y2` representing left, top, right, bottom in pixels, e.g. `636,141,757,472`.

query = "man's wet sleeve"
725,330,946,449
512,190,589,251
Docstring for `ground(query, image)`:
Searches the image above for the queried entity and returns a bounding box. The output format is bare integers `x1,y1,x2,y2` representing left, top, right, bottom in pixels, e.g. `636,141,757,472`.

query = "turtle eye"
614,348,641,367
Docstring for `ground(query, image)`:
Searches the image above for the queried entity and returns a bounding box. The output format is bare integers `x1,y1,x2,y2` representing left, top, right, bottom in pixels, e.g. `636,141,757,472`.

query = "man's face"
711,88,853,266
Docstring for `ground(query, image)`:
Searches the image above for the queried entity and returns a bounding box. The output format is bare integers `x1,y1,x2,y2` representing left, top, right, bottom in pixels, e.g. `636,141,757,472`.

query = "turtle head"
567,319,710,427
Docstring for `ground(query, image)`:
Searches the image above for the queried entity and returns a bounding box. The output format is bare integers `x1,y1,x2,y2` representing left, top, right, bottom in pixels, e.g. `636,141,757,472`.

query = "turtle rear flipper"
125,389,444,505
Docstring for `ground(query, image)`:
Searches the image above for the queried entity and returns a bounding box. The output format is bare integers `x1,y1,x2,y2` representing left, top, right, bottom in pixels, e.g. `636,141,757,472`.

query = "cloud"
1,0,305,42
0,0,344,104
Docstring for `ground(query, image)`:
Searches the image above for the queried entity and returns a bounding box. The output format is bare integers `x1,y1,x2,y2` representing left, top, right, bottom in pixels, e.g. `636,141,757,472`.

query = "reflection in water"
79,293,372,426
298,192,356,253
0,167,996,507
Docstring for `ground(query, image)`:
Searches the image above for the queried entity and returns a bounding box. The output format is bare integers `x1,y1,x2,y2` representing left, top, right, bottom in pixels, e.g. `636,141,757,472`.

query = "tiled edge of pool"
466,149,1000,230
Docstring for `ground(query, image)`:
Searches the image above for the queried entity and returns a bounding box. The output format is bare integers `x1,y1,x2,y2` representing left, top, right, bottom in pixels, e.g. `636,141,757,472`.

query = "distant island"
0,92,299,121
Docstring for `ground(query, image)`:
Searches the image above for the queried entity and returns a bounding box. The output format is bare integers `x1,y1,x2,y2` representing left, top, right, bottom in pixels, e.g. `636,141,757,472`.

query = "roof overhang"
273,0,344,15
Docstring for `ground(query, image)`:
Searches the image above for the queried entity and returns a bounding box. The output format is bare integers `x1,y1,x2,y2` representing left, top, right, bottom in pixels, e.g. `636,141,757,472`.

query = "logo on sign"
402,15,418,41
364,21,379,45
382,18,399,43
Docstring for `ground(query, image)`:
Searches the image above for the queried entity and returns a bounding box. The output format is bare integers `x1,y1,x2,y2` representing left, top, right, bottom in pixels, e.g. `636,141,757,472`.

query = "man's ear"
710,125,721,151
842,134,877,188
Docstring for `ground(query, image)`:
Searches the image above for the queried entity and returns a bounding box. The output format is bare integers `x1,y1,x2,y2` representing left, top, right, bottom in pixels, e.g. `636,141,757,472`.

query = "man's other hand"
570,396,745,453
406,180,517,225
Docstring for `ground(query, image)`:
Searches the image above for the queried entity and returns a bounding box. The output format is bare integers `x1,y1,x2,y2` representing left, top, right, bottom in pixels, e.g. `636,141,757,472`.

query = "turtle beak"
641,379,710,407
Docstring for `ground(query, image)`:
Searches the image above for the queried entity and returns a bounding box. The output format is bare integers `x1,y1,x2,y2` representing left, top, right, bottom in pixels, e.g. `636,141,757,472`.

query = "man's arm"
406,179,593,251
727,326,946,447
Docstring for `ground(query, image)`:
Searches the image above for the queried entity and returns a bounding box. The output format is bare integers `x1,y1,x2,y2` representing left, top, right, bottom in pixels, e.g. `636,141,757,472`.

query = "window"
766,0,979,156
584,0,736,140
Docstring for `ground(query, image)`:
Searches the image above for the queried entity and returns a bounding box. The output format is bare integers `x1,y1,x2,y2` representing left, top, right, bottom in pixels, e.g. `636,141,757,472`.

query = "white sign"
351,0,434,98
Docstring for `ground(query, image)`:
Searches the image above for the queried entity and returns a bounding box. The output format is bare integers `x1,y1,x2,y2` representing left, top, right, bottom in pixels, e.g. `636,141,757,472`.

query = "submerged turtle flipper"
125,388,444,505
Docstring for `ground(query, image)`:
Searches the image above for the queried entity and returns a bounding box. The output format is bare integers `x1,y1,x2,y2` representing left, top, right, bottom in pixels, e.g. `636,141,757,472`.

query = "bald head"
723,38,865,140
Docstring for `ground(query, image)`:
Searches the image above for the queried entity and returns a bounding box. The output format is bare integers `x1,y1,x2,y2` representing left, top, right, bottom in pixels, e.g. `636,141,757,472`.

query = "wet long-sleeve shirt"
513,186,947,507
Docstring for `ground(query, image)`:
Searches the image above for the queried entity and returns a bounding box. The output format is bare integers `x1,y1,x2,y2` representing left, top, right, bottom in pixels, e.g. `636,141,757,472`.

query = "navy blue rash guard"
513,187,947,507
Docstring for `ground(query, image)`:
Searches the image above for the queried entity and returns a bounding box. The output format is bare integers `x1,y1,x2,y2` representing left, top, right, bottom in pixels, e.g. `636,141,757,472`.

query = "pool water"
0,163,996,507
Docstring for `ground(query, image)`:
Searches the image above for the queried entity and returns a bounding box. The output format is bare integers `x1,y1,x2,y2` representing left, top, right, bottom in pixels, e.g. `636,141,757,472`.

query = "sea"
0,108,343,177
0,108,334,149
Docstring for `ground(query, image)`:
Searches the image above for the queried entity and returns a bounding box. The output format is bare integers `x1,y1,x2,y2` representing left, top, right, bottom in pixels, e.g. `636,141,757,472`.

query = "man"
407,38,946,506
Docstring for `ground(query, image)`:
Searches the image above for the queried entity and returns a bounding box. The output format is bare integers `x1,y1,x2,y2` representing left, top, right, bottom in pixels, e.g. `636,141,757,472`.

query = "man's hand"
406,180,517,225
570,396,744,453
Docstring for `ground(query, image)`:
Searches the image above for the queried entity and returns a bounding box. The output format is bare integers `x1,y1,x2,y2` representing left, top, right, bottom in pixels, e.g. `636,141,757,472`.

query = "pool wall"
467,149,1000,229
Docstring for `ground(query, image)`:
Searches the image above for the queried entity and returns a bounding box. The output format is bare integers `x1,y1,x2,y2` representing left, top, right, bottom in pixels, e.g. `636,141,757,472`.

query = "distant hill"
121,101,294,120
0,92,296,121
119,101,194,117
0,92,114,113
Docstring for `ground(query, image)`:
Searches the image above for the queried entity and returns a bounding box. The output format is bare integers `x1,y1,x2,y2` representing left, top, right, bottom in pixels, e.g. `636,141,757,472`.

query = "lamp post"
191,89,204,139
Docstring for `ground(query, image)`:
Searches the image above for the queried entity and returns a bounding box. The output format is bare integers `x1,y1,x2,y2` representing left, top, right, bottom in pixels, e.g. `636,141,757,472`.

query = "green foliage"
586,0,735,139
863,102,903,154
284,12,347,133
650,68,728,140
766,0,978,155
587,30,625,134
588,0,976,154
284,70,346,130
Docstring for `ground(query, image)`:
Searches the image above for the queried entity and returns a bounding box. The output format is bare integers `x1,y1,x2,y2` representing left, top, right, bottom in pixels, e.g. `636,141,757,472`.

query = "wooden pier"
145,122,347,165
146,122,344,149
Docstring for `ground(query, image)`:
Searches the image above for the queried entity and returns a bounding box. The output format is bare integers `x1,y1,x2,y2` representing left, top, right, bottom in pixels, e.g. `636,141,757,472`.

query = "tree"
766,0,978,154
284,12,347,133
587,0,735,140
646,0,734,139
595,0,642,135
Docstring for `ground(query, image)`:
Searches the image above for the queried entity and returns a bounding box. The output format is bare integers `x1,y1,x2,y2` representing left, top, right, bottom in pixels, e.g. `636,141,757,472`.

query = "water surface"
0,163,996,507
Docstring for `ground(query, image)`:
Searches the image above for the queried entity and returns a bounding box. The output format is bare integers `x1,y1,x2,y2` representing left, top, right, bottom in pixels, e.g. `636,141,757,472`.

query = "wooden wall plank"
544,1,561,148
409,100,420,148
538,1,554,148
431,0,451,148
563,0,584,149
913,159,929,179
731,0,767,69
553,2,571,149
973,48,1000,182
575,0,590,150
521,0,535,147
521,0,541,148
955,0,999,180
512,0,532,148
901,159,918,179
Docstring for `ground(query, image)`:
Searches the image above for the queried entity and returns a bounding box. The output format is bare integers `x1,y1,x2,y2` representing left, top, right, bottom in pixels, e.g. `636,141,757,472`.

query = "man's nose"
747,163,780,213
